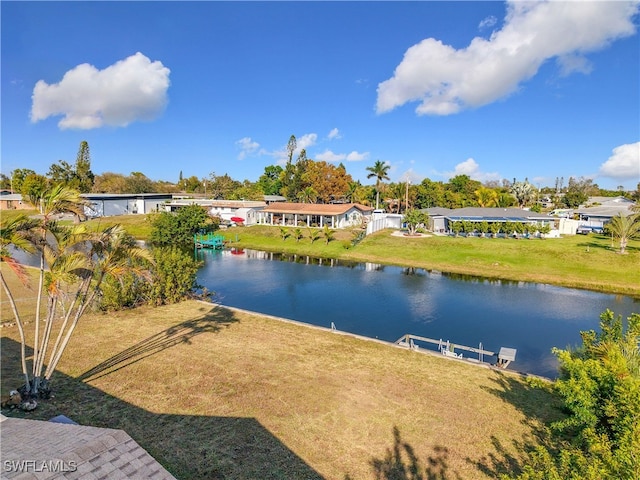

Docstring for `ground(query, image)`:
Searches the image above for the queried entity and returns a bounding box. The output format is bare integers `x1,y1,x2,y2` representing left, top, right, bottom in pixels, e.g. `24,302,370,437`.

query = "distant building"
423,207,554,234
259,202,373,228
576,196,636,227
163,198,267,225
0,193,30,211
81,193,172,217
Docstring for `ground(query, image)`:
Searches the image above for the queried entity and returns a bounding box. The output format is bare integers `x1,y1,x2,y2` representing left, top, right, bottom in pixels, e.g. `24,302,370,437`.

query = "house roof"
262,202,373,215
576,205,635,218
81,193,172,200
168,199,266,209
0,414,176,479
425,207,552,221
584,196,634,206
0,194,23,202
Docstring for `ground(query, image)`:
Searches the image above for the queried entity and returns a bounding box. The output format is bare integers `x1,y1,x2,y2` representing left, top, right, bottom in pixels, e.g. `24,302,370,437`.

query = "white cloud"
447,158,501,183
377,1,639,116
31,52,170,129
346,151,369,162
478,15,497,30
315,149,369,163
598,142,640,180
328,128,341,140
236,137,261,160
297,133,318,151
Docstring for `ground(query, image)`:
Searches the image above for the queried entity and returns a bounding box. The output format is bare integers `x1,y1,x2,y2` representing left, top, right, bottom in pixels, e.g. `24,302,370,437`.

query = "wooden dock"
194,233,225,249
394,333,516,369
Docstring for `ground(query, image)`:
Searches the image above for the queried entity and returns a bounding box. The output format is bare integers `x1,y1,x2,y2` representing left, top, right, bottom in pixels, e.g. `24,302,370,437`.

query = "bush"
97,246,203,309
148,247,203,305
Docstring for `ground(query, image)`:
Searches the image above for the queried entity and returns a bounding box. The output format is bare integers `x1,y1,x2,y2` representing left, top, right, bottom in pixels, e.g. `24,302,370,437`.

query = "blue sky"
2,1,639,191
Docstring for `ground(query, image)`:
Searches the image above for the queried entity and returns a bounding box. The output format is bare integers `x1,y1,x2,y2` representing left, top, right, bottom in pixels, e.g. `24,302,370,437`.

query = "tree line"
3,138,639,212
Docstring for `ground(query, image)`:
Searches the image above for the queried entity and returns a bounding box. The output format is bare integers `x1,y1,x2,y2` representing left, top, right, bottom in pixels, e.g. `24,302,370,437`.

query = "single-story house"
576,196,636,227
258,202,374,228
163,199,267,225
423,207,555,234
0,193,30,210
82,193,172,217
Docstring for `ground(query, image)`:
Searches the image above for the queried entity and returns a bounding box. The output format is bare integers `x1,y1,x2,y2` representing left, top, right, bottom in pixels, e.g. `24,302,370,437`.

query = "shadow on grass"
467,372,563,477
2,334,324,480
347,426,461,480
78,307,238,382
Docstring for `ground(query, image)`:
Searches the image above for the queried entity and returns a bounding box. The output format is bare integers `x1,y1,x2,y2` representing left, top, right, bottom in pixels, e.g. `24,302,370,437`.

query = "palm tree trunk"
32,252,45,376
0,272,31,388
46,287,99,380
33,296,58,391
45,277,90,379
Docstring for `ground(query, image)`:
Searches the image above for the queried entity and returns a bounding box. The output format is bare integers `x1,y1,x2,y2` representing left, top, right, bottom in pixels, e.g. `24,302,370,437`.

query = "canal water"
196,248,639,378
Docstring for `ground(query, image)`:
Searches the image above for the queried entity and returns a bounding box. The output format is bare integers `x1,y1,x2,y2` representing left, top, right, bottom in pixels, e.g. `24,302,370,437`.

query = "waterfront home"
258,202,374,228
163,199,267,225
424,207,555,235
81,193,173,217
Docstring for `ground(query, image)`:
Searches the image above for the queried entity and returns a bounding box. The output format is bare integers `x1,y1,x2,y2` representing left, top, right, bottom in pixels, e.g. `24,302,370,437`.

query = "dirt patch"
390,230,432,238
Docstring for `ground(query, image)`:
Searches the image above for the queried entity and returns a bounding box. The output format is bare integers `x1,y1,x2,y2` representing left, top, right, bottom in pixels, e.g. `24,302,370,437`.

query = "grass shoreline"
222,225,640,298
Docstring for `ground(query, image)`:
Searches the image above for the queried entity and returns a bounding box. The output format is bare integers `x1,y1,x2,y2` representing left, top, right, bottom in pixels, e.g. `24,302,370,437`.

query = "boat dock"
194,233,225,249
395,333,517,369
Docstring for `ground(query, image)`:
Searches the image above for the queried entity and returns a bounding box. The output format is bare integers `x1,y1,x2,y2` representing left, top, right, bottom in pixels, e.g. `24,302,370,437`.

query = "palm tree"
322,225,335,245
297,186,318,204
474,187,498,207
307,227,320,244
42,225,153,384
0,214,40,388
607,213,640,254
366,160,390,209
22,184,87,394
345,181,359,204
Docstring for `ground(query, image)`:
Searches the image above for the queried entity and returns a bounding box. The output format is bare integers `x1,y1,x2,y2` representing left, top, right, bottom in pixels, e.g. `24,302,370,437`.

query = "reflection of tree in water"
361,426,462,480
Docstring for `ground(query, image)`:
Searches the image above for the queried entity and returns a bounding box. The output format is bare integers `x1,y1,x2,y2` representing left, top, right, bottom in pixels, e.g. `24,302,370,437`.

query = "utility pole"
404,174,410,212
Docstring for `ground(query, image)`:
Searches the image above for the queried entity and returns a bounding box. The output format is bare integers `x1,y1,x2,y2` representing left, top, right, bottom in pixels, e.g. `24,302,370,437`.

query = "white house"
163,199,267,225
258,202,374,228
82,193,172,217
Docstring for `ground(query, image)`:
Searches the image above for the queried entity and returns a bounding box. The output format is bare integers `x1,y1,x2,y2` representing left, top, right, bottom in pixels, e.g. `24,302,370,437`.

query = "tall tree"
414,178,445,209
11,169,37,194
92,172,129,193
48,160,77,188
510,180,537,208
75,141,95,193
125,172,155,193
280,135,298,200
257,165,284,196
304,160,352,203
20,174,50,212
366,160,390,209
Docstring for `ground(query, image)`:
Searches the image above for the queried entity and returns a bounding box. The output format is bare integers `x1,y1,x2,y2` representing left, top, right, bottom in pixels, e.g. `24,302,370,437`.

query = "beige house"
258,202,374,228
0,194,30,210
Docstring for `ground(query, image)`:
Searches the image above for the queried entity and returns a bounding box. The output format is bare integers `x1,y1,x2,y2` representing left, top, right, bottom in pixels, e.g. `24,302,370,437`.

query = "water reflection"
193,248,638,379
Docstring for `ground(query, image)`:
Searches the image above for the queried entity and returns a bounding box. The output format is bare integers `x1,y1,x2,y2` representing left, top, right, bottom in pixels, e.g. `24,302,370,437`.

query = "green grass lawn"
1,287,562,479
